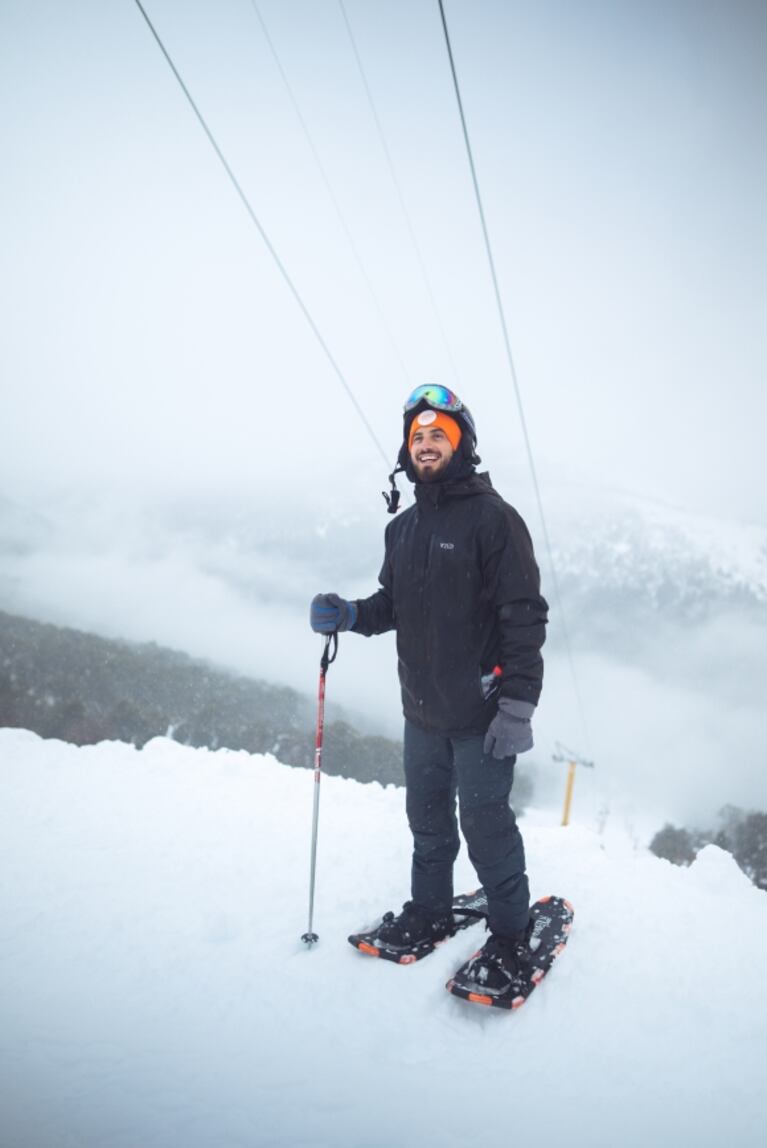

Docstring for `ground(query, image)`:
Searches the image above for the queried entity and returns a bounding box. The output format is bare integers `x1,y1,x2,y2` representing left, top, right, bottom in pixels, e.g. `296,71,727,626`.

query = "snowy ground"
1,729,765,1148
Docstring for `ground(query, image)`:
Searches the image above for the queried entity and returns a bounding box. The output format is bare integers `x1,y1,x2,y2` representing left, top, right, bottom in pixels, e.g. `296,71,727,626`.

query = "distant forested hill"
0,611,403,786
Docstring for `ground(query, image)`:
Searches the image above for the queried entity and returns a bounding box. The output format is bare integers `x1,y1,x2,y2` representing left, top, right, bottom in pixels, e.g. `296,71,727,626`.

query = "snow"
1,729,766,1148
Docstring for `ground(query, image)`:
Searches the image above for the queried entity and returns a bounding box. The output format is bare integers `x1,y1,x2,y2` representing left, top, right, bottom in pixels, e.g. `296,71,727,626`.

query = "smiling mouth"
417,453,440,464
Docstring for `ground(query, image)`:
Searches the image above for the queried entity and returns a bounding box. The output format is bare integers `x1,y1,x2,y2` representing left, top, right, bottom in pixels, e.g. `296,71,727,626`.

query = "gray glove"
483,698,535,760
310,593,357,634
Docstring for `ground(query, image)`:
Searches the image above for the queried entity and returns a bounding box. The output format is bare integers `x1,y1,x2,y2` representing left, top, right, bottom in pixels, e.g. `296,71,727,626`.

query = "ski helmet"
383,384,480,514
401,384,479,464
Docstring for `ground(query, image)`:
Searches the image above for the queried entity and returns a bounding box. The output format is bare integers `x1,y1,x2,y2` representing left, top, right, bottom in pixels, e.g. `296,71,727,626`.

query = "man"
310,384,548,991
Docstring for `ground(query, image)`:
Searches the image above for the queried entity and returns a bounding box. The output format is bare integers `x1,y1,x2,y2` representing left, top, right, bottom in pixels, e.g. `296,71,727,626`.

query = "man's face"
410,425,455,482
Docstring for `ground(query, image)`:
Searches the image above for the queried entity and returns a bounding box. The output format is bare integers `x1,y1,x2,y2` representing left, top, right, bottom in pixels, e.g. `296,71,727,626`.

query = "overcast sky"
2,0,767,827
1,0,766,525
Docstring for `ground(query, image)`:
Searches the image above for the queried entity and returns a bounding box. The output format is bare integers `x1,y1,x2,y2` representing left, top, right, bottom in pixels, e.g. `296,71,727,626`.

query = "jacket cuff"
499,697,536,720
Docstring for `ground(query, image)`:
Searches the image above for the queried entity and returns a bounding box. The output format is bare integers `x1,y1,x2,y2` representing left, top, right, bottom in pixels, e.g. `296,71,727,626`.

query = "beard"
412,455,450,482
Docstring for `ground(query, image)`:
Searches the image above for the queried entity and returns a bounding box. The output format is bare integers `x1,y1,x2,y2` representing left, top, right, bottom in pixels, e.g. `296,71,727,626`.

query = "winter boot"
447,922,533,1004
349,900,457,964
462,932,529,989
448,895,575,1009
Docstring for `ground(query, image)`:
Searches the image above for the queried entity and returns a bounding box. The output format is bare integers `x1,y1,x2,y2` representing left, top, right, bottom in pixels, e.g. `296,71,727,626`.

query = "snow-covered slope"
1,730,765,1148
550,493,767,622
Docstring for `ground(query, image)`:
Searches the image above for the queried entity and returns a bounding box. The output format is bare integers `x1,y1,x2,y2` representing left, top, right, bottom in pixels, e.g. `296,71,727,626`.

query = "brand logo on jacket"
439,542,455,550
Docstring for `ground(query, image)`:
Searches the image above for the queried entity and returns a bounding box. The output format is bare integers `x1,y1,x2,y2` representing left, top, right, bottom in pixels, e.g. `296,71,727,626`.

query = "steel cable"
338,0,462,386
438,0,591,753
132,0,391,469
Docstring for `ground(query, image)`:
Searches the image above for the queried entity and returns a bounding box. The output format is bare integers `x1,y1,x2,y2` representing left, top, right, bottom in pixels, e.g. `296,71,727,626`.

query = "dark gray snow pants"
403,718,530,940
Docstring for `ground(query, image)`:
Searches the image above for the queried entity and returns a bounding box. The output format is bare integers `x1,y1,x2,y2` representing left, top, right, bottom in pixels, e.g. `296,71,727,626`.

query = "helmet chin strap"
382,464,404,514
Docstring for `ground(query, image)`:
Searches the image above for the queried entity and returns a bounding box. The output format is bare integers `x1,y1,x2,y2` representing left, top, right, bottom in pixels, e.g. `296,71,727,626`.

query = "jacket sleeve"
352,523,396,636
481,504,548,707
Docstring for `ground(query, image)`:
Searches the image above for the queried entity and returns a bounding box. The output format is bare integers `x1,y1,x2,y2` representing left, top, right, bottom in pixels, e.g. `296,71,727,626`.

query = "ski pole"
301,631,338,946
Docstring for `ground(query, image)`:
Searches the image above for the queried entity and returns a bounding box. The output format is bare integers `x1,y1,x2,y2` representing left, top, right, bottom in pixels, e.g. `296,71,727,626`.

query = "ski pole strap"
321,632,338,671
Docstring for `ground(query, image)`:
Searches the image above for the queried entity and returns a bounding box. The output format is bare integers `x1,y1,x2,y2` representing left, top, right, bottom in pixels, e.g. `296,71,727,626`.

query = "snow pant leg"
452,733,530,939
403,720,460,914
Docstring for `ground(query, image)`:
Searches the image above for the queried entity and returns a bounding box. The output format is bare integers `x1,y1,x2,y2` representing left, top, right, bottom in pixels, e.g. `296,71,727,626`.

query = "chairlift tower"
552,742,594,827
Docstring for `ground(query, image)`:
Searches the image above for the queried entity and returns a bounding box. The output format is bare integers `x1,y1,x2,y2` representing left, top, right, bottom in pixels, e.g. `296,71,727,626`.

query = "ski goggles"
404,383,476,442
403,384,465,414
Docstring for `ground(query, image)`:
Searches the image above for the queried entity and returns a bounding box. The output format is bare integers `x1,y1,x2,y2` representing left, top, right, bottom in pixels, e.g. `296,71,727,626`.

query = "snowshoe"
447,895,574,1009
349,889,488,965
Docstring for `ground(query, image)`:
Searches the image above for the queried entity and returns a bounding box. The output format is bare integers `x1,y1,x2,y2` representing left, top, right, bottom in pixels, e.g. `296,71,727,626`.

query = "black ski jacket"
353,472,548,735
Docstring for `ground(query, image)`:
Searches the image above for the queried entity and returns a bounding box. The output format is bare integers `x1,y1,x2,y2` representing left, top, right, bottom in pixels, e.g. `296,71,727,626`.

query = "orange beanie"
408,409,462,452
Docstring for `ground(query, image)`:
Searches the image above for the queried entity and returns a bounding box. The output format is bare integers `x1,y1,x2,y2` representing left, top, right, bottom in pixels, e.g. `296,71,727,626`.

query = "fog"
3,1,766,516
2,480,765,831
1,1,766,830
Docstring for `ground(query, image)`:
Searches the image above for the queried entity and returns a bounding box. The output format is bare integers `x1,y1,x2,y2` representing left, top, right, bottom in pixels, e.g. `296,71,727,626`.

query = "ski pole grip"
321,632,338,671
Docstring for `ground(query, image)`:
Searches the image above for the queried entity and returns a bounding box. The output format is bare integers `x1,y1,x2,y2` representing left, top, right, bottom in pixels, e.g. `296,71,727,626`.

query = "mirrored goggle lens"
403,384,464,413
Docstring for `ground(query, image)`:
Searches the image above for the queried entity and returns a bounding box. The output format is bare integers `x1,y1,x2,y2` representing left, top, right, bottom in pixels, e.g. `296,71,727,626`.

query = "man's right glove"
310,593,358,634
483,698,535,759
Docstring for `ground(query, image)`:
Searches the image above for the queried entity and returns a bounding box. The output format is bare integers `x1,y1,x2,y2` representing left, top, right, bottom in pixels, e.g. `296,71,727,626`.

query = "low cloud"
1,486,765,830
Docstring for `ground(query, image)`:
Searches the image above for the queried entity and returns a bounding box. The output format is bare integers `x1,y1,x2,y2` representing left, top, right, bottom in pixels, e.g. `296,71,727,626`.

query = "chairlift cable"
132,0,391,469
250,0,412,386
437,0,591,753
338,0,462,386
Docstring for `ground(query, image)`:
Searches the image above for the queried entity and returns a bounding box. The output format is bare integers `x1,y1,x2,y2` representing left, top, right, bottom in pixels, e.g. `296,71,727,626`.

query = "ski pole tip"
301,931,319,947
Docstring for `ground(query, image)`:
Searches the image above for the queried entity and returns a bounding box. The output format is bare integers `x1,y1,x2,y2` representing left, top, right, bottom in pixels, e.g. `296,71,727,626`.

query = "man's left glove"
483,698,535,759
310,592,358,634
